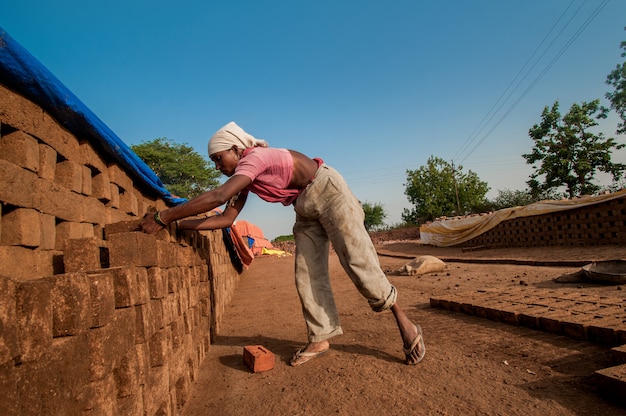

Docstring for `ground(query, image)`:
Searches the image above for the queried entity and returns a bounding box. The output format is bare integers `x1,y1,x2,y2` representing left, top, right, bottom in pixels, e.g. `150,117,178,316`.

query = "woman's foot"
403,324,426,365
290,340,330,366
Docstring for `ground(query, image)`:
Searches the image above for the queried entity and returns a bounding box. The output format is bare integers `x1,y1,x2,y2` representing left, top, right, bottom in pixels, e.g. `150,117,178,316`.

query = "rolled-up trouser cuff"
369,285,397,312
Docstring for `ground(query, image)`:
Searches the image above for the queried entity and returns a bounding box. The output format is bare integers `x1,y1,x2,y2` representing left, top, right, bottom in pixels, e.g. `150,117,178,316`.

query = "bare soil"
181,242,626,416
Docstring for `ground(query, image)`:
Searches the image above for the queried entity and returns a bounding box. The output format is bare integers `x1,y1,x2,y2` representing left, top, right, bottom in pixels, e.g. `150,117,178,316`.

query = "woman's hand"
140,212,164,234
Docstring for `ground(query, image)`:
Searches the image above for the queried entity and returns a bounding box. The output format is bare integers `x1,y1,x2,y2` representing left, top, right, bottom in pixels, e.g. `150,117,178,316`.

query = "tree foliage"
131,138,221,199
362,201,387,231
402,156,489,224
522,100,625,198
487,189,538,211
605,28,626,134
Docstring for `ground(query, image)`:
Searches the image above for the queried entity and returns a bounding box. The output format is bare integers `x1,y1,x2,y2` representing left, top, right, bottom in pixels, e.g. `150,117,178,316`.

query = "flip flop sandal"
403,324,426,365
290,348,329,366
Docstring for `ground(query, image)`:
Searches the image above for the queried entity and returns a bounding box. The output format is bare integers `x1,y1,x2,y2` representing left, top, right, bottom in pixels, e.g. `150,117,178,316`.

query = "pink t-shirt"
234,147,300,206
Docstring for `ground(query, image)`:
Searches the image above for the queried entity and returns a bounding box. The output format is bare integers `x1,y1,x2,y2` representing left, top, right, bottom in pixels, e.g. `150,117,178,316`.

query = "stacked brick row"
460,196,626,248
0,84,243,414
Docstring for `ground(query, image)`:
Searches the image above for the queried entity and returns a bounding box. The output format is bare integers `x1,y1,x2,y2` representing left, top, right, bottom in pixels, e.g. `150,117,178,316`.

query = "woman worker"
140,121,425,366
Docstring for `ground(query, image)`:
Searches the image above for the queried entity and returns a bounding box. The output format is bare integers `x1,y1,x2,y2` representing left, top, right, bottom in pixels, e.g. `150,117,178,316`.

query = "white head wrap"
208,121,269,156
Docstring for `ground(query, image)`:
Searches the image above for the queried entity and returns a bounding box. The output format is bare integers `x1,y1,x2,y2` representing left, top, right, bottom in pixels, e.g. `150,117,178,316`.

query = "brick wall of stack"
0,84,243,415
459,196,626,248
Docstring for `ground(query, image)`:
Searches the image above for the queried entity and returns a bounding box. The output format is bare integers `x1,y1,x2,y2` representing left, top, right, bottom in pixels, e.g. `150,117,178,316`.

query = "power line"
455,0,610,165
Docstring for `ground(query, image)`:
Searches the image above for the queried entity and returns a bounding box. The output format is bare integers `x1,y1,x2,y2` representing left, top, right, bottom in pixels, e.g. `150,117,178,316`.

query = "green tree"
402,156,489,224
132,138,221,199
362,201,387,231
522,100,625,199
487,189,537,211
605,28,626,134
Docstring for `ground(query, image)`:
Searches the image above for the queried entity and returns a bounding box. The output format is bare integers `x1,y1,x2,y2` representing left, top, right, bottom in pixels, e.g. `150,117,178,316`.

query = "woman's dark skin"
140,145,422,363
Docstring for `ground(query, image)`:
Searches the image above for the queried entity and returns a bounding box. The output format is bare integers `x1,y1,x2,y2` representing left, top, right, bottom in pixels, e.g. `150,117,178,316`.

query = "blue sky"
2,0,625,239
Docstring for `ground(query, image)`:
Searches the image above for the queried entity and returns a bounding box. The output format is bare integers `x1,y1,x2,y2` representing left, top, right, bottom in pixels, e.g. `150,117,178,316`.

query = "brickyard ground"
180,241,626,415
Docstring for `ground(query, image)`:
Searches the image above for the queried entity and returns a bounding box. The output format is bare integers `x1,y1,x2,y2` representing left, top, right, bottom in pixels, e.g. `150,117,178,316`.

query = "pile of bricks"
0,83,243,414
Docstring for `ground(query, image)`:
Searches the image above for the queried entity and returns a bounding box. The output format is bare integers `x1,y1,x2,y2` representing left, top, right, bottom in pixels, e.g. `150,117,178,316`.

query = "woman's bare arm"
141,174,251,234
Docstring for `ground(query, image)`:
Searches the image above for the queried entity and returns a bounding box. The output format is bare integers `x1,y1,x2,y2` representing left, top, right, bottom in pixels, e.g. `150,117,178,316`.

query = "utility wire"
455,0,610,165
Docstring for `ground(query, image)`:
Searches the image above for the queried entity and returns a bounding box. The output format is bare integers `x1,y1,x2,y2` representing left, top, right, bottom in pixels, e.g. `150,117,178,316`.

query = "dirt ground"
181,242,626,416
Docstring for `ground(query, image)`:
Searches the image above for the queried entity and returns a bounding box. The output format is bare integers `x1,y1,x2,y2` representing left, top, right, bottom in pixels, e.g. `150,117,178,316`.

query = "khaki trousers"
293,164,397,343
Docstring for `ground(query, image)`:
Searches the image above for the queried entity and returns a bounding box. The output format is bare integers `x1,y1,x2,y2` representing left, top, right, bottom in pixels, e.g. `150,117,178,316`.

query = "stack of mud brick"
460,197,626,249
0,84,243,414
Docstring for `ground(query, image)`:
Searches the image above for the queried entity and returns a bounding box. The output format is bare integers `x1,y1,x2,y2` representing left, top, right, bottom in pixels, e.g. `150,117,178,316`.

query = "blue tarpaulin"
0,27,186,206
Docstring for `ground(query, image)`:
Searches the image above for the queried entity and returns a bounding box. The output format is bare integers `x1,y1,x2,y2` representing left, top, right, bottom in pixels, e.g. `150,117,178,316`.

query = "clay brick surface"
63,237,106,273
1,208,41,247
243,345,275,372
36,179,83,221
0,130,39,173
147,267,168,299
55,160,83,193
47,272,91,337
120,189,139,215
39,213,56,250
0,158,38,208
81,195,107,226
16,279,52,362
92,171,112,201
0,246,56,281
108,232,159,267
81,165,92,195
79,141,107,173
87,272,115,328
109,266,140,308
108,164,133,191
38,143,57,181
0,277,18,364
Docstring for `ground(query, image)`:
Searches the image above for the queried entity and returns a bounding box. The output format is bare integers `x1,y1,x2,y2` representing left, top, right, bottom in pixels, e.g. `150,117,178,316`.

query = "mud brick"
87,272,115,328
87,325,121,382
36,179,83,221
109,266,140,308
0,130,39,172
1,208,41,247
47,273,91,337
114,351,142,401
37,143,56,180
116,394,143,416
119,189,139,215
147,267,168,299
78,141,107,173
243,345,275,372
104,219,142,238
561,312,594,341
16,279,52,362
82,195,107,225
148,329,169,367
0,361,19,415
0,158,38,208
0,246,54,281
82,375,116,415
39,213,56,250
587,315,622,346
54,160,83,193
108,183,120,208
81,165,92,196
37,335,91,414
517,304,549,329
108,164,133,191
92,171,112,201
56,221,87,250
136,267,150,305
538,309,566,335
108,232,160,267
0,276,18,364
63,237,107,273
39,111,80,159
